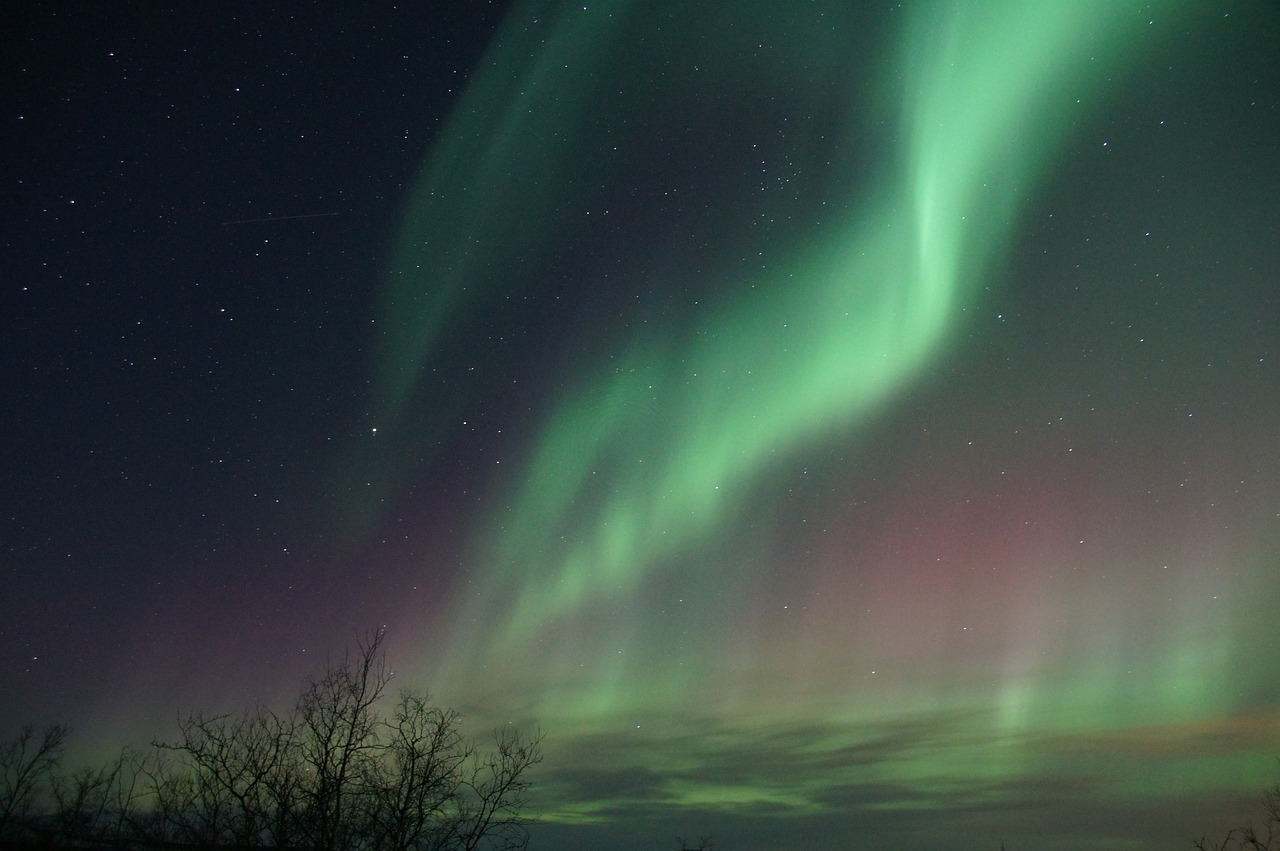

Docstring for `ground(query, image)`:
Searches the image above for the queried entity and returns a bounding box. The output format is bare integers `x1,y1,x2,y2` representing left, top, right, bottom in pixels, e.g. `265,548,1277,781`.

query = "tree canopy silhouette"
0,630,542,851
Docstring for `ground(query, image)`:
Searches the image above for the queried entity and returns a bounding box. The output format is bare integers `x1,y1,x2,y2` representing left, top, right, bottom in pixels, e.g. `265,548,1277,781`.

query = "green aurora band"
375,0,1277,836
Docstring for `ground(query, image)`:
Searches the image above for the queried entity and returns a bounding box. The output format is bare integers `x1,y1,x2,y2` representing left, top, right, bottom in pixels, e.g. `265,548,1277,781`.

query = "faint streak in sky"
221,212,339,225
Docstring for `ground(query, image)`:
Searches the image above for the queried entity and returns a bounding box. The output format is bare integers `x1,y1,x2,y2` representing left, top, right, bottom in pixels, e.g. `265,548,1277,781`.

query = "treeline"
0,631,542,850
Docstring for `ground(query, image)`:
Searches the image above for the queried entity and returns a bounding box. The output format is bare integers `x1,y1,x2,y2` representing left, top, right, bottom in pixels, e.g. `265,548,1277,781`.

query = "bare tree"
157,704,299,847
355,691,543,851
444,725,543,851
0,723,68,839
259,713,307,849
50,745,145,845
4,630,542,851
1196,772,1280,851
675,838,715,851
296,629,393,851
362,691,467,851
142,743,238,846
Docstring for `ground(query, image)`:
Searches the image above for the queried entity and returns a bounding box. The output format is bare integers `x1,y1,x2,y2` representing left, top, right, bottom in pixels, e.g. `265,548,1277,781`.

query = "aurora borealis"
4,1,1279,849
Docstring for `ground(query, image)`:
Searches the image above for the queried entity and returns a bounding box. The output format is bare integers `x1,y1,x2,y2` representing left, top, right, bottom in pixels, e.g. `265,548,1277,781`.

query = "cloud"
1046,710,1280,760
526,707,1279,849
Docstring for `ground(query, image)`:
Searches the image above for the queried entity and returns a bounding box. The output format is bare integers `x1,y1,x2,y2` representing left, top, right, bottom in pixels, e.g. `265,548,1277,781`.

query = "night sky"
4,2,1280,849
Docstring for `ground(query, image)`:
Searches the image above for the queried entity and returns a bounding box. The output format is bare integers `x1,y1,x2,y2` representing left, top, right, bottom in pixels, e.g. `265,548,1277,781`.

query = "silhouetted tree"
361,692,467,851
675,837,715,850
157,704,300,846
141,628,543,851
445,724,542,851
295,629,393,851
358,690,542,851
2,631,542,850
49,745,145,845
0,723,67,840
1196,771,1280,851
144,743,238,846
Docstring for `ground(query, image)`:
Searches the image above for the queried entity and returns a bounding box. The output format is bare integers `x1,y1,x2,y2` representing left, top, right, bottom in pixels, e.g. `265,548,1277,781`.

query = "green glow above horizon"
372,0,1280,837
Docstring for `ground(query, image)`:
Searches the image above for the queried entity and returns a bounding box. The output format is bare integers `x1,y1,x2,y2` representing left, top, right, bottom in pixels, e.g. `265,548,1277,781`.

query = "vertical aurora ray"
373,1,1280,841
